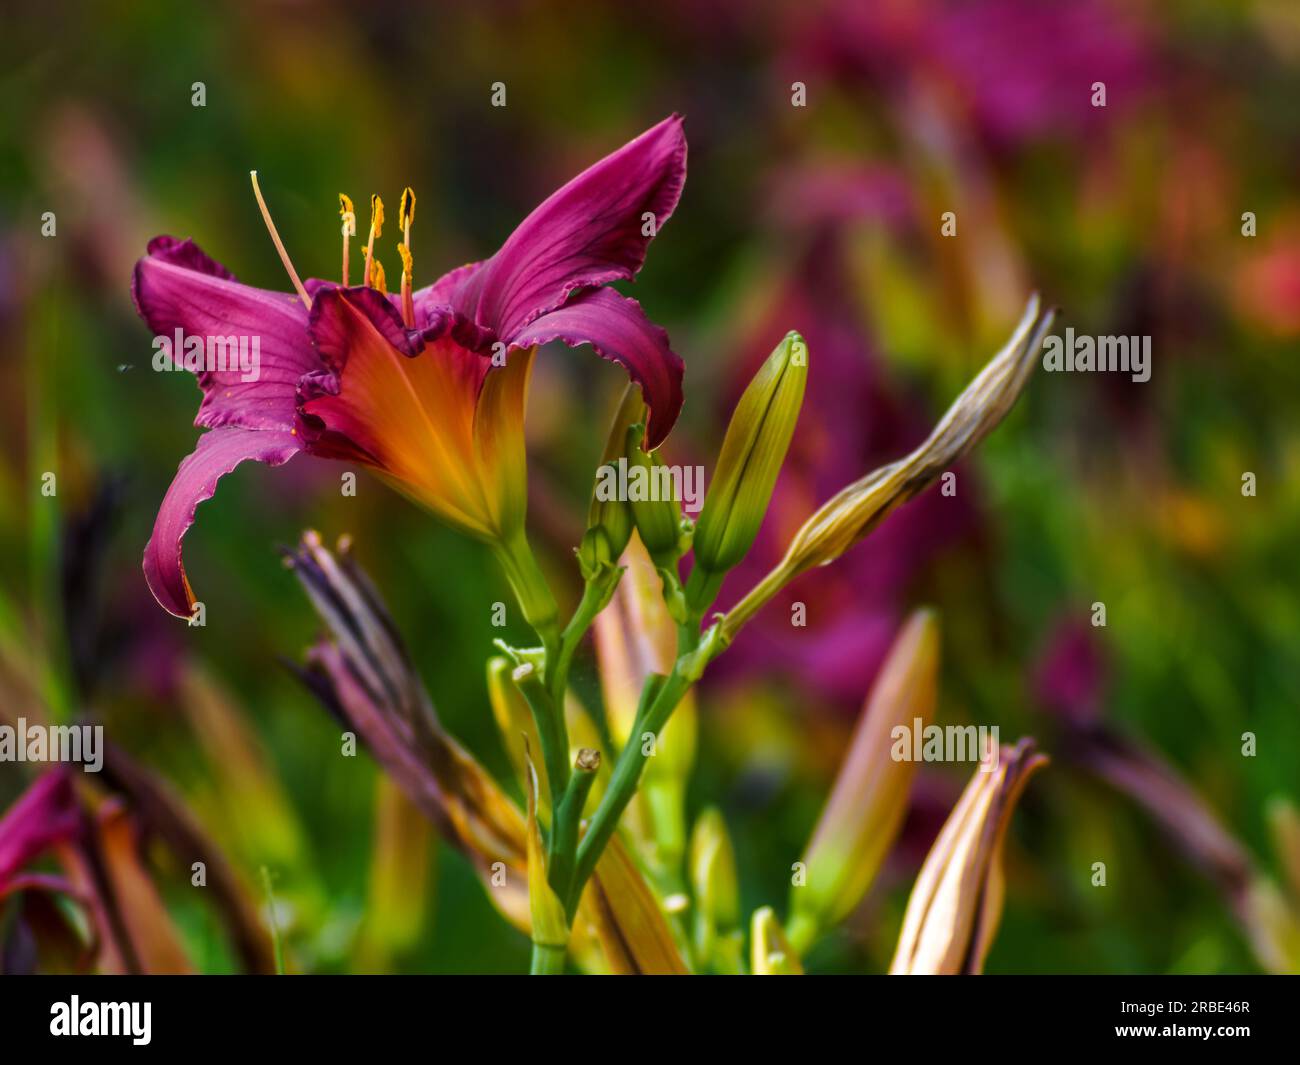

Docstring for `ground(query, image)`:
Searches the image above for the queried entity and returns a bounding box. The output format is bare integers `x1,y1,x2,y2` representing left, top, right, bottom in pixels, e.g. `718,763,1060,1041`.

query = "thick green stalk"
549,572,618,707
548,750,600,903
492,533,560,657
530,942,567,975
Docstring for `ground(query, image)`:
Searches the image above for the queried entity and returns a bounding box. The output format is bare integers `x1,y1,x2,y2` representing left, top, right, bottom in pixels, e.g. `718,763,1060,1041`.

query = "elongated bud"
689,331,807,609
787,609,939,952
750,906,803,975
486,655,545,803
690,807,740,965
625,423,685,567
722,297,1054,644
580,386,645,578
890,738,1048,975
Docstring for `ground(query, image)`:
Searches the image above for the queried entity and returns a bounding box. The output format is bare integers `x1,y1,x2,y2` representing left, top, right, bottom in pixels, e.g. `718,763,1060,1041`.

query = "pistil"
250,171,311,309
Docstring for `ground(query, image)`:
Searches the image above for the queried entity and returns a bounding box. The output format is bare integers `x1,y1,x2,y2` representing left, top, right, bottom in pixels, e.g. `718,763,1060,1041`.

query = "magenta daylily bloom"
133,116,687,617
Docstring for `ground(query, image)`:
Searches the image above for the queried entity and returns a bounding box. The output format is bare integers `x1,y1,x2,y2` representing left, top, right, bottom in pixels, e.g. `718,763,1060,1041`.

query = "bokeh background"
2,0,1298,973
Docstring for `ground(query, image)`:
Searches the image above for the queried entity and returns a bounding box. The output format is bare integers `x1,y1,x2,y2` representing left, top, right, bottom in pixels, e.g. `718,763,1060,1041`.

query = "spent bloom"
133,117,687,619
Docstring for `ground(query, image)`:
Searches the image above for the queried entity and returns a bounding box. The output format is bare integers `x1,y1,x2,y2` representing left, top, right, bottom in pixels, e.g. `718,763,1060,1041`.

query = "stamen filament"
363,194,384,289
399,187,416,327
398,243,414,326
250,171,311,310
339,193,356,287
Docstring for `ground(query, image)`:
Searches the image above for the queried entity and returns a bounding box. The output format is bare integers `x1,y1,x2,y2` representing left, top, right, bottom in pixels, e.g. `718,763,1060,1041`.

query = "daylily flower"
133,116,687,618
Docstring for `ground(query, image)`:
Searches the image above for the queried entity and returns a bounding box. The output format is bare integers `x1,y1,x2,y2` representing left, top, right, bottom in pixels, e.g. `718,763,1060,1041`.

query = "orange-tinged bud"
889,737,1048,974
787,609,939,950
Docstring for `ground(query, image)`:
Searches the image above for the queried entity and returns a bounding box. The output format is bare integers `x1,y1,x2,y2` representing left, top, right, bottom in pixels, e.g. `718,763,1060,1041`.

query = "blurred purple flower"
1031,617,1108,727
787,0,1153,148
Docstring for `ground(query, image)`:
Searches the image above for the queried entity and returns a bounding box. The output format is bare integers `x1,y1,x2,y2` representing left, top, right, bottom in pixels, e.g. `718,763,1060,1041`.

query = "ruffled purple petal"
132,237,320,432
511,287,683,449
411,260,482,328
448,115,686,339
308,285,423,372
143,427,302,618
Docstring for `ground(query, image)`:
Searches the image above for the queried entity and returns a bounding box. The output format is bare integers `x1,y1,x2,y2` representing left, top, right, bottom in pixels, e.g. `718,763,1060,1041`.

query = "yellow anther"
363,194,385,290
339,193,356,286
398,188,416,325
399,187,416,233
369,257,388,295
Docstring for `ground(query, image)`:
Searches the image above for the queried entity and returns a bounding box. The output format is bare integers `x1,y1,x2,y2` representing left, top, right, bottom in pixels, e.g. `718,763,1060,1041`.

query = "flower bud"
750,906,803,975
690,331,807,605
625,424,685,568
690,807,740,965
786,609,939,951
889,738,1048,975
580,387,644,578
721,297,1054,644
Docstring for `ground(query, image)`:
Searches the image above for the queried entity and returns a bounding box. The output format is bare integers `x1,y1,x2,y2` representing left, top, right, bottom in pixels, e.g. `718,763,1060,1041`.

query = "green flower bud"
625,423,686,568
582,386,645,577
690,807,740,967
750,907,803,975
688,331,807,609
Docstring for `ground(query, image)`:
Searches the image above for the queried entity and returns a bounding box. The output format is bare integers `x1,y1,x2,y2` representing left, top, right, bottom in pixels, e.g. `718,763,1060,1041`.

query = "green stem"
567,665,694,916
530,941,567,975
548,754,599,903
492,532,560,652
549,575,613,705
512,663,570,800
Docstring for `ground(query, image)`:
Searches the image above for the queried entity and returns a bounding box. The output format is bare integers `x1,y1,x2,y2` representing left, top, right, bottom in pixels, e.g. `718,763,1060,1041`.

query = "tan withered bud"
787,610,939,951
285,532,529,932
722,296,1054,643
689,331,807,605
889,738,1048,975
750,906,803,975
